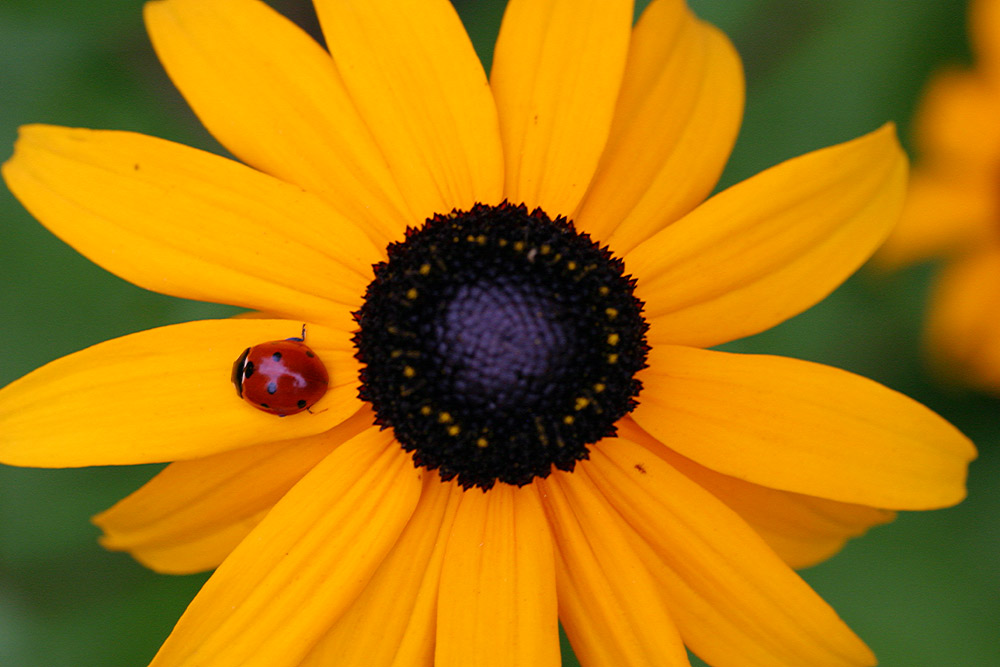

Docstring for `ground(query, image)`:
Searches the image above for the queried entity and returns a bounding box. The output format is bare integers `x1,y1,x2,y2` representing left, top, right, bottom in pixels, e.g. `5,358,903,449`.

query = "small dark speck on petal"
634,463,646,474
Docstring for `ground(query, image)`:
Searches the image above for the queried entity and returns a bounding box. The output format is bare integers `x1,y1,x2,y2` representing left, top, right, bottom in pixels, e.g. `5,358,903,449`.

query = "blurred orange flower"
879,0,1000,392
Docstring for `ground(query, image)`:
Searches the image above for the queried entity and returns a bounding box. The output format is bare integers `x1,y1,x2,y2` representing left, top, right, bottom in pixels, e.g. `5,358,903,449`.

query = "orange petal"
313,0,503,218
926,248,1000,392
913,69,1000,169
587,438,877,667
875,165,998,268
537,471,690,666
144,0,411,246
0,319,359,467
2,125,379,330
626,124,907,348
93,408,373,574
631,345,976,509
576,0,744,254
149,427,422,667
490,0,632,216
436,483,560,667
301,474,461,667
617,418,895,570
972,0,1000,79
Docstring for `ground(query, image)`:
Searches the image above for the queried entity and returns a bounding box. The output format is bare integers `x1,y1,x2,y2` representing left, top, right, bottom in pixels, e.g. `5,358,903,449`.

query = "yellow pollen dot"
390,349,403,358
447,425,461,436
476,234,487,245
535,417,550,446
420,405,433,416
563,415,575,425
540,244,551,254
406,288,418,300
574,397,590,411
605,307,618,319
438,412,453,423
593,382,606,393
566,261,577,270
466,234,476,242
476,437,489,448
498,238,508,246
513,241,525,252
607,353,619,364
607,333,620,346
419,263,431,275
403,366,416,378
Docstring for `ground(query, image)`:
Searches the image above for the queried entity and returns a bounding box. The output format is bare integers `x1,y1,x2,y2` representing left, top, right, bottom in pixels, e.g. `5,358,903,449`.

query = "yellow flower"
878,0,1000,393
0,0,975,665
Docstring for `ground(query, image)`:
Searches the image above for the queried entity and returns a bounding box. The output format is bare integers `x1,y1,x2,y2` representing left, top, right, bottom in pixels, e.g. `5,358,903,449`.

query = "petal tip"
855,121,906,165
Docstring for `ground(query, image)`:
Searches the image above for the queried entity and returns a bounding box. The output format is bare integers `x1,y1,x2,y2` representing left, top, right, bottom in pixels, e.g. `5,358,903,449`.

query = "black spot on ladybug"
266,380,278,395
306,351,315,358
634,463,647,474
260,402,270,408
297,399,307,408
271,352,283,362
245,361,255,377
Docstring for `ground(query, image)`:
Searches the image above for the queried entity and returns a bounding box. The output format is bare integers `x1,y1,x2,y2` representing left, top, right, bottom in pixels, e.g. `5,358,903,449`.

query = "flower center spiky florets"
354,202,648,489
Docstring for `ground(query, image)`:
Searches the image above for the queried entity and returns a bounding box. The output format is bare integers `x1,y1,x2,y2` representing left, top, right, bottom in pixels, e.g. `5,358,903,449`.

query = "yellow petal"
631,345,976,509
617,418,895,570
537,472,689,667
3,125,379,330
313,0,503,218
914,69,1000,168
490,0,632,217
576,0,744,253
301,474,461,667
587,438,876,667
875,166,998,268
436,484,559,667
0,319,359,467
626,124,907,348
93,408,374,574
927,248,1000,392
745,502,891,570
144,0,411,246
149,427,422,667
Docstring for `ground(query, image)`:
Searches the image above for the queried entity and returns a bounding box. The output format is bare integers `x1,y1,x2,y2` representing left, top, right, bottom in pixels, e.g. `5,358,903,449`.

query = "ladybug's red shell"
232,339,329,416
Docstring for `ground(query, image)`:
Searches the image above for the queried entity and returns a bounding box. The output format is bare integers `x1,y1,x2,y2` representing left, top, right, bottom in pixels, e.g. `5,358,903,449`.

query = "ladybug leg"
286,323,308,343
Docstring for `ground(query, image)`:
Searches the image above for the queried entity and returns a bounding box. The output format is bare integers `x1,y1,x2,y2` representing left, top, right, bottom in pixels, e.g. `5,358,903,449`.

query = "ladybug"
232,332,329,416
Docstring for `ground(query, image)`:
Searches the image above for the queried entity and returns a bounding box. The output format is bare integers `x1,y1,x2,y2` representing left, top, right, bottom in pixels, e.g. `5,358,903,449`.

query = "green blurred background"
0,0,997,665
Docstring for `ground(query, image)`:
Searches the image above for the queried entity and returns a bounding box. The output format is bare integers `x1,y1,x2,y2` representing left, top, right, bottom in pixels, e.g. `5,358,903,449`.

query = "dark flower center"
353,202,648,489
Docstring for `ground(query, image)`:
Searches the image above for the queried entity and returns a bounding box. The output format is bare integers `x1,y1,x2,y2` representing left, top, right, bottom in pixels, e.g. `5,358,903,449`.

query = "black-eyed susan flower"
0,0,976,665
878,0,1000,394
